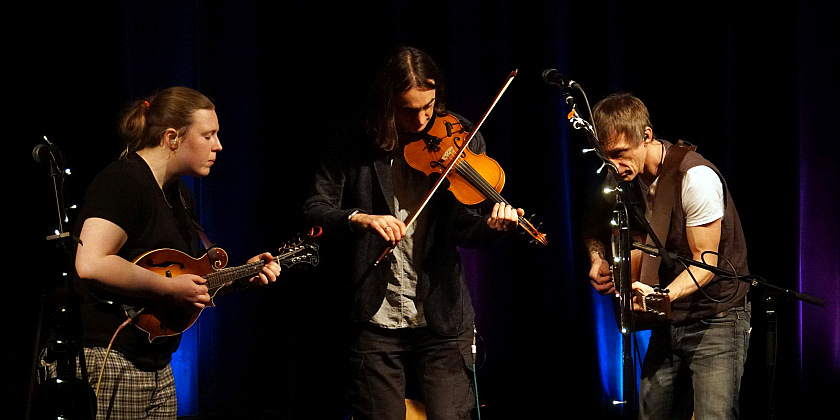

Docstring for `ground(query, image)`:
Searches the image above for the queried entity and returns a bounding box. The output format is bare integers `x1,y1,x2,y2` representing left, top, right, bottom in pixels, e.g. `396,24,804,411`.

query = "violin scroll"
520,214,548,246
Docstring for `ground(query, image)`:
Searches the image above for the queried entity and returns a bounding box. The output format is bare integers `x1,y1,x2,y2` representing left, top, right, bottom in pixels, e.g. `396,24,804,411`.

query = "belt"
711,295,750,318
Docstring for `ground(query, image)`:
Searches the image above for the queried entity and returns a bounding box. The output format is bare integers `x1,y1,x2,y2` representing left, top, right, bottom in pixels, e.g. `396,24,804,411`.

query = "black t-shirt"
75,153,202,371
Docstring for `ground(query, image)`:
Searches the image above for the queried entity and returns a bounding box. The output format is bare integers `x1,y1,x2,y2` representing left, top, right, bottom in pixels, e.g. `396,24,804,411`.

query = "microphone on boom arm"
541,69,579,90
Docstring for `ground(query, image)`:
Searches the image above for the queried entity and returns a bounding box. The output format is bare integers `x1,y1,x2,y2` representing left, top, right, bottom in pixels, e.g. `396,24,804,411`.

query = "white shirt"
643,165,724,226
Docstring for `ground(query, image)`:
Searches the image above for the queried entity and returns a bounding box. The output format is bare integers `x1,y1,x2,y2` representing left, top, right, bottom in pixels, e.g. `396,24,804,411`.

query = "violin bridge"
441,146,456,162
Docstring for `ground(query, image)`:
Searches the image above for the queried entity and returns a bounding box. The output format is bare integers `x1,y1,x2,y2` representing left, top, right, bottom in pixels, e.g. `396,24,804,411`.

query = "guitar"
610,205,672,331
632,286,672,326
348,400,426,420
611,284,672,332
127,234,319,342
635,287,671,318
405,399,426,420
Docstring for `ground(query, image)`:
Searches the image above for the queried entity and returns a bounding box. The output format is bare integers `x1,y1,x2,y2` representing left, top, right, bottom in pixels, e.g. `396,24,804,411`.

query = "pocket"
347,353,365,377
699,312,737,326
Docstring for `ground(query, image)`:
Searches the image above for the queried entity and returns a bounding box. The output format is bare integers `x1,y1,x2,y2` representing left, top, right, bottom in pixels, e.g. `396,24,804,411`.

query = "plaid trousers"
42,347,177,419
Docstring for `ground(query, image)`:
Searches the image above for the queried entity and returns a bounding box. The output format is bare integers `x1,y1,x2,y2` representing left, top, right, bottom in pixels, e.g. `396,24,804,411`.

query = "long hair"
119,86,215,157
366,46,447,152
592,92,653,148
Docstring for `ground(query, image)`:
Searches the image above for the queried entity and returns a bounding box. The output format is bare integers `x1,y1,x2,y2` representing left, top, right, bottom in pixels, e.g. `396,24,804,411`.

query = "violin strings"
454,160,507,203
454,159,544,240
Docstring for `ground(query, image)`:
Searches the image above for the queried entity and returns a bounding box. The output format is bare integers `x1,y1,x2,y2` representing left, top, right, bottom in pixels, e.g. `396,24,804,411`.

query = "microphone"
541,69,579,89
32,143,60,164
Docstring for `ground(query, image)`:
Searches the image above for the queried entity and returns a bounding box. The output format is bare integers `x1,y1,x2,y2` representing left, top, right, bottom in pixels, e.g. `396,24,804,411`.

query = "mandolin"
127,235,319,342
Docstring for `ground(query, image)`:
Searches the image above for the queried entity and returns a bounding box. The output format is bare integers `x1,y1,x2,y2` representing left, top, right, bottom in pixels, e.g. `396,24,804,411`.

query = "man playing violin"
304,45,522,420
585,93,750,419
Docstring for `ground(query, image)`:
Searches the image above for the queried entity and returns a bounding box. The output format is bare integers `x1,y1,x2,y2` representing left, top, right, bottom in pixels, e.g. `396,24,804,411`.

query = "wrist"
347,210,363,231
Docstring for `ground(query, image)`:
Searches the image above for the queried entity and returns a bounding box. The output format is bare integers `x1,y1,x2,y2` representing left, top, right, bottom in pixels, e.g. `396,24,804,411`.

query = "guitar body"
405,399,426,420
348,400,426,420
131,248,230,341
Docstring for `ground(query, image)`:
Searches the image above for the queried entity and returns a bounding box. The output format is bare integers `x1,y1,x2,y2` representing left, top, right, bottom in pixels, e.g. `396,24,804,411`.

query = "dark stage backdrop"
14,1,838,419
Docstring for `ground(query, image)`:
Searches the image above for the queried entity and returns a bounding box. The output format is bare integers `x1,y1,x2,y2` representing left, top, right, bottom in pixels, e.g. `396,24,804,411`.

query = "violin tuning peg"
582,148,596,154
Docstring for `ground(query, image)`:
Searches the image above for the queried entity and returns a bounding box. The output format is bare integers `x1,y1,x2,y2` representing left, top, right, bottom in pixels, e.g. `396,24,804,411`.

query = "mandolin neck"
205,259,269,291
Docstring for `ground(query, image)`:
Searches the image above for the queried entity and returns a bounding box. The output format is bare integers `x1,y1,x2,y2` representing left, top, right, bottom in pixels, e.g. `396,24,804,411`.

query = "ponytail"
119,87,214,157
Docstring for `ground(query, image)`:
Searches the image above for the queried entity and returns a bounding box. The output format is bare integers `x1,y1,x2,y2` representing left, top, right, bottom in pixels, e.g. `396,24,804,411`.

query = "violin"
403,112,548,245
371,70,546,265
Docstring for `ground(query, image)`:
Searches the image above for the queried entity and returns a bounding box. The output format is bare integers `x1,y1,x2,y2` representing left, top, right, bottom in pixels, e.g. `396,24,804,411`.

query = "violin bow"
375,70,519,264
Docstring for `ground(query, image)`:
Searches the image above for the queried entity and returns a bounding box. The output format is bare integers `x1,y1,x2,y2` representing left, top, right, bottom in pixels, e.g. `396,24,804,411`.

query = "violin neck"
454,159,507,204
454,159,547,245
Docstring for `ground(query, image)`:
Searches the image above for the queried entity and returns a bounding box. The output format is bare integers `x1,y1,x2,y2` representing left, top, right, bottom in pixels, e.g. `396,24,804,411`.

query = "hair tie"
142,100,150,109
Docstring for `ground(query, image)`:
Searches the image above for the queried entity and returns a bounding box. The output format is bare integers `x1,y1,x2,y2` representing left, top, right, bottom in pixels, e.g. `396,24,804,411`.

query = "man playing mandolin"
49,87,283,419
304,46,523,420
585,93,751,419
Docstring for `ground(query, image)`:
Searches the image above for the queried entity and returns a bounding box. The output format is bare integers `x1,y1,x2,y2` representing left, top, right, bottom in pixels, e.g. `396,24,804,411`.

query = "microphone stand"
631,241,824,307
549,78,671,415
29,138,95,420
549,75,722,418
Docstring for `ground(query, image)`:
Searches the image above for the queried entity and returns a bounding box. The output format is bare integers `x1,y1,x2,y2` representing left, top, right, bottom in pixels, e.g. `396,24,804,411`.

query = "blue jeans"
639,304,751,419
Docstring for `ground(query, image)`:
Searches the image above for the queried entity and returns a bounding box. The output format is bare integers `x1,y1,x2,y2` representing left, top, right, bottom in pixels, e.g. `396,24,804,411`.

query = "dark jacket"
303,112,503,336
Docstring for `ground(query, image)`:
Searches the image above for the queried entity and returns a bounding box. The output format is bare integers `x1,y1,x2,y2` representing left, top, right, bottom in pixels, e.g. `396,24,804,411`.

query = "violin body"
403,112,547,245
403,113,505,205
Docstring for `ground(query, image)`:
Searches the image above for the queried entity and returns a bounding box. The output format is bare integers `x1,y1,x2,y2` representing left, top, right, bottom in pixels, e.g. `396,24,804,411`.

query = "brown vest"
639,140,750,325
